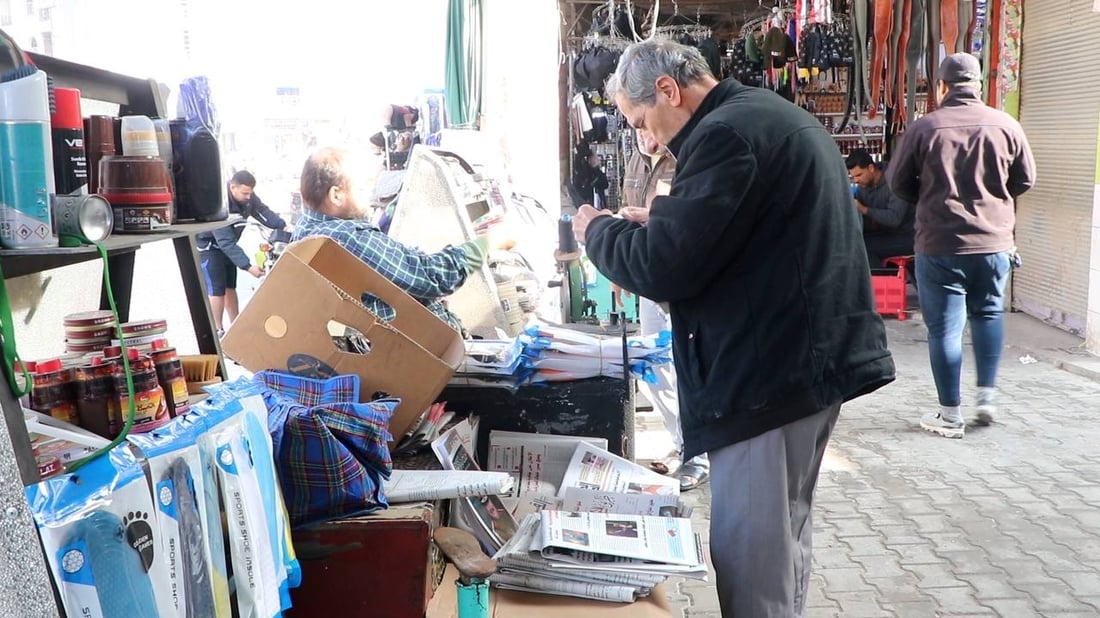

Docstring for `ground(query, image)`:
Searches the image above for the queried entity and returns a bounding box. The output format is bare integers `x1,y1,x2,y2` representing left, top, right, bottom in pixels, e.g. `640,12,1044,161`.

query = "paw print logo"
219,449,234,466
123,511,156,572
61,549,85,574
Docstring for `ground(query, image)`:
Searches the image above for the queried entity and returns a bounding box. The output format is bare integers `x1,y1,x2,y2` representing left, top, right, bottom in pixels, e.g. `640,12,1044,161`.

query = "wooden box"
288,501,446,617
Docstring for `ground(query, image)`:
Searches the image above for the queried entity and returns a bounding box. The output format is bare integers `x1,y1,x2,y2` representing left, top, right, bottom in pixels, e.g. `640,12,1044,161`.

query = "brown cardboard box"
426,565,672,618
222,236,465,442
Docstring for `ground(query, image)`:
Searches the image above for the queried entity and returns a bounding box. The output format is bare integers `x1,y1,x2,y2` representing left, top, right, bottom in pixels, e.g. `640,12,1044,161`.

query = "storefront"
1013,1,1100,348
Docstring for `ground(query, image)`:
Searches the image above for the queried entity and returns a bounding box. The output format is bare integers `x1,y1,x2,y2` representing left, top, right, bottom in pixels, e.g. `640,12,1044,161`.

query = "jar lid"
64,326,116,341
36,358,63,373
120,319,168,336
65,342,109,354
63,310,116,327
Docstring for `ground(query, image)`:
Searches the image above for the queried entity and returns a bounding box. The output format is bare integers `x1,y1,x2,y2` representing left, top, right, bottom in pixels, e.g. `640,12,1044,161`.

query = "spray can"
0,67,57,248
50,87,87,196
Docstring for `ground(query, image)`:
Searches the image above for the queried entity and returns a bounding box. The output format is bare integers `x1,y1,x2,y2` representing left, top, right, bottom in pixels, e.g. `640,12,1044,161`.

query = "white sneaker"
973,391,996,426
920,412,965,438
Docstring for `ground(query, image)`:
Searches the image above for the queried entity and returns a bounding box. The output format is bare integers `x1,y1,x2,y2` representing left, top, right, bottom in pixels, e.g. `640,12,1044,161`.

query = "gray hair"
605,38,713,105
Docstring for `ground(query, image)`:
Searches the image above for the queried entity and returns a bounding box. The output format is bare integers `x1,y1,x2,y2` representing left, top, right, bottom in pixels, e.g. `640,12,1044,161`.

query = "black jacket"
196,189,286,269
586,79,895,459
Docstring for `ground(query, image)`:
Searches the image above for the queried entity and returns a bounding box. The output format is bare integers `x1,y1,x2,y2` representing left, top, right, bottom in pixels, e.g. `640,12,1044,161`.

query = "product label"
170,380,189,408
56,539,105,618
52,128,88,195
114,207,171,232
121,389,169,428
0,122,56,248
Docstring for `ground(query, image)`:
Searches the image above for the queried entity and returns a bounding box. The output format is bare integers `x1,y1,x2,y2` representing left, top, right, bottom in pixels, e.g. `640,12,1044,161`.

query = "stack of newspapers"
491,509,707,603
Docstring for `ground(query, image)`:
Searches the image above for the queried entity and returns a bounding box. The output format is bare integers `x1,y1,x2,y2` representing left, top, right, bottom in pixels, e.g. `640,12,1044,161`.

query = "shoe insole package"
129,418,219,618
204,379,301,601
26,444,173,618
192,395,282,618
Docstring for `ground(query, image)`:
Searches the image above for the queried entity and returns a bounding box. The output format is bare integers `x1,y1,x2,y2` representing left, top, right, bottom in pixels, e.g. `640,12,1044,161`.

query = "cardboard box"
426,565,672,618
222,236,465,442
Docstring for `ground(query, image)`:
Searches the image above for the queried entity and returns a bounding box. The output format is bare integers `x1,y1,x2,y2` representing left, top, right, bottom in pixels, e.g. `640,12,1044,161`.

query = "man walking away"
889,52,1036,438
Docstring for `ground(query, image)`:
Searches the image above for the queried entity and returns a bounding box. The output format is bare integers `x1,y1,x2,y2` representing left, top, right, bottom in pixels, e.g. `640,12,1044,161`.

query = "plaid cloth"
253,371,397,527
292,208,467,332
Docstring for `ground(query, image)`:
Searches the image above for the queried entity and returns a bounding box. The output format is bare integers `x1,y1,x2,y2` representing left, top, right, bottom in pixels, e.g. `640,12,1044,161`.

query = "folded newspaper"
491,510,707,603
383,470,514,503
487,433,691,519
431,422,519,553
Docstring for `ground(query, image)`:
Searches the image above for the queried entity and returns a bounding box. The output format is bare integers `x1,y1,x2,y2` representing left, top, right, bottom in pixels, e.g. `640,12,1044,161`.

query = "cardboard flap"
284,237,463,361
222,235,465,443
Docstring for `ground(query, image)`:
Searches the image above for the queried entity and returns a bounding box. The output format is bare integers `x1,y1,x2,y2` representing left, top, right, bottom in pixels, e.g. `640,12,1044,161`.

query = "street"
645,313,1100,617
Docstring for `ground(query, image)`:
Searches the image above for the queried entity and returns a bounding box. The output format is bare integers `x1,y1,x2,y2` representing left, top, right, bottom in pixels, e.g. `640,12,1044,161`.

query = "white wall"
479,0,562,212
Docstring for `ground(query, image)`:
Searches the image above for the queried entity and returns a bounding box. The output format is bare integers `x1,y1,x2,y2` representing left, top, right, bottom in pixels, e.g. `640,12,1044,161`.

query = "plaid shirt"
292,209,468,332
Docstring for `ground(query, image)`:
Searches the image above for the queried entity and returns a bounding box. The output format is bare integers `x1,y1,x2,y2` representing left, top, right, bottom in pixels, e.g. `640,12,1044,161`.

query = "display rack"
0,52,231,618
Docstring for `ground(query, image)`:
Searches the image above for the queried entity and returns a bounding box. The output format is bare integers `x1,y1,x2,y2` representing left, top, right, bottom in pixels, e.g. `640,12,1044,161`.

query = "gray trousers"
708,402,841,617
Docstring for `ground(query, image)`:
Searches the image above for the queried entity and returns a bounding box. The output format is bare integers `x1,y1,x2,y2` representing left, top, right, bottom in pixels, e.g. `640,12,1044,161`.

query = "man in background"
845,149,915,268
618,127,709,491
197,170,287,336
889,52,1035,438
293,147,508,334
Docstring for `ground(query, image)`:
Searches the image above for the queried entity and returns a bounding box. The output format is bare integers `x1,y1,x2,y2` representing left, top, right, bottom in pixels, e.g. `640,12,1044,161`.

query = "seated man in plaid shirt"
293,146,498,334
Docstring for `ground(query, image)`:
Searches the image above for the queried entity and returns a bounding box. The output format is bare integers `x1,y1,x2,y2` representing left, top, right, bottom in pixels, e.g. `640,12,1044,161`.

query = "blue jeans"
916,253,1011,407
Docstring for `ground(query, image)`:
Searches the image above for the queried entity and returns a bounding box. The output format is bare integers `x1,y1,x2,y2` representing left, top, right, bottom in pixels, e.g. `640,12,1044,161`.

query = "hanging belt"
868,0,895,119
905,0,926,122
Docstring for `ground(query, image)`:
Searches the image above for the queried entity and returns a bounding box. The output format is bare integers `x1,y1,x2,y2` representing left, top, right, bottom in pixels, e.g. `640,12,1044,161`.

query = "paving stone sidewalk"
644,316,1100,617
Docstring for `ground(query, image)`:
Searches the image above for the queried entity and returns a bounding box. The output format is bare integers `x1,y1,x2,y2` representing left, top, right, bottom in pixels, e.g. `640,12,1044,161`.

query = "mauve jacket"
887,87,1036,256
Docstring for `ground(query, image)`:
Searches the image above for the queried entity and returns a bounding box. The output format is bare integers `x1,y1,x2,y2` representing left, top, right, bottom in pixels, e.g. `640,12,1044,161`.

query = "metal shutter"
1013,1,1100,333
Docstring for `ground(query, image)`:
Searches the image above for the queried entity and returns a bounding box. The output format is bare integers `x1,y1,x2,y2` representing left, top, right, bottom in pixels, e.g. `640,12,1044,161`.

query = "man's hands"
248,265,263,278
571,204,612,244
611,283,634,309
619,206,650,225
854,199,869,216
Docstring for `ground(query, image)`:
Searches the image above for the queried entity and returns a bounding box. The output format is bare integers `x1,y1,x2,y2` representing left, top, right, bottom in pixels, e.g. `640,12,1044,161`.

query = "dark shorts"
200,250,237,296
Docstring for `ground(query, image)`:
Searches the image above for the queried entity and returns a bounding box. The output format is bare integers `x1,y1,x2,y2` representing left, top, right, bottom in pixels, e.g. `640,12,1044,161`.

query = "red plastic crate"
871,256,913,320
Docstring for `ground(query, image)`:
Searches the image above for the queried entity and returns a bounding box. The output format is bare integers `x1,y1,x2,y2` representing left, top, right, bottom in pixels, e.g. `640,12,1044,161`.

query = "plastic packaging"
176,411,232,617
189,396,281,618
128,422,218,618
25,444,172,618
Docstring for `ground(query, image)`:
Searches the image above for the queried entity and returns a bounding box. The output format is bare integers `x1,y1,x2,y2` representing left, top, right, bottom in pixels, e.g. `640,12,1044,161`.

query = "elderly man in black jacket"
572,39,895,616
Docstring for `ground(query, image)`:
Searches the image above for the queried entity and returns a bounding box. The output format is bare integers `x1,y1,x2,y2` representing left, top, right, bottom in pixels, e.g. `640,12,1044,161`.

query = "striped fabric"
292,209,467,332
253,371,397,527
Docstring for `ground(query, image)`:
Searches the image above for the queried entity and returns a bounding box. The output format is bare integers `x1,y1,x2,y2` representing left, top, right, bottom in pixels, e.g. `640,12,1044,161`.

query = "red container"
871,256,913,321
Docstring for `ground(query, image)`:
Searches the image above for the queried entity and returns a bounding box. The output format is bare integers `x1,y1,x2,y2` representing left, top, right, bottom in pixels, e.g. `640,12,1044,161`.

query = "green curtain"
444,0,483,128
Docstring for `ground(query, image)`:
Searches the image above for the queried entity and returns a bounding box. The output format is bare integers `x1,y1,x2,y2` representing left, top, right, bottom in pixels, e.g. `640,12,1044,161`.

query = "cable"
63,237,136,473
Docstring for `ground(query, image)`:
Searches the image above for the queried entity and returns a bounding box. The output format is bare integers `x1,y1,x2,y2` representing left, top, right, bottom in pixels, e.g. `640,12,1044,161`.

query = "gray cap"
939,52,982,84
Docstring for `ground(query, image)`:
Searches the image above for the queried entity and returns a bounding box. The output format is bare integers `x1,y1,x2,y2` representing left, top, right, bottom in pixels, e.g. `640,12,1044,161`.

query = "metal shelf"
0,219,237,279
